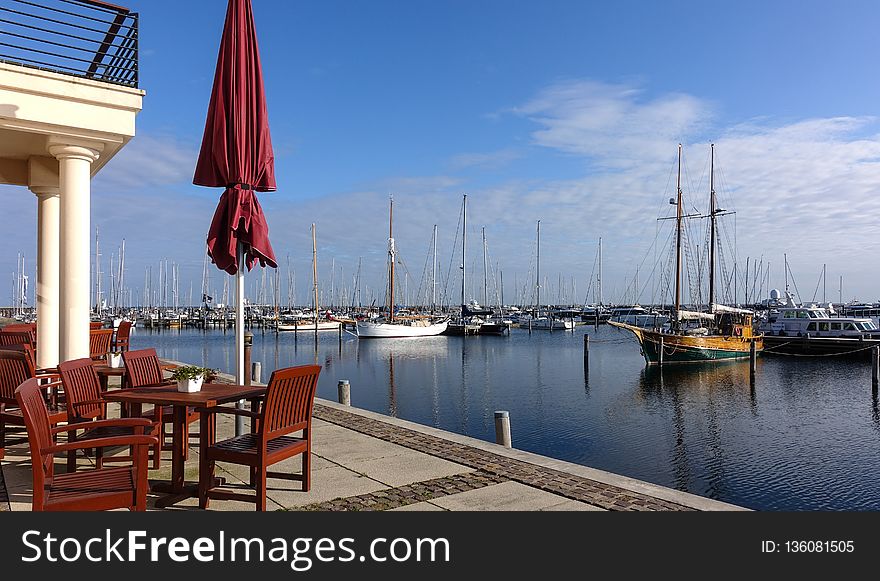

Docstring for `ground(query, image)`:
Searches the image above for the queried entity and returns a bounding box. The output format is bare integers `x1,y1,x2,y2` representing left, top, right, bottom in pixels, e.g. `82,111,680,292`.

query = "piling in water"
338,379,351,406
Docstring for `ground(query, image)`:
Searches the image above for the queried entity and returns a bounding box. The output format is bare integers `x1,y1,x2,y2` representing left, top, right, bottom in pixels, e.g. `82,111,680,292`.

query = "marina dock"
0,366,742,512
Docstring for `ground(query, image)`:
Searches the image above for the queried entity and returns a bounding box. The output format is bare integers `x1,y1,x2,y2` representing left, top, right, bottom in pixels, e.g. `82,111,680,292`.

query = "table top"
102,383,266,407
92,363,127,376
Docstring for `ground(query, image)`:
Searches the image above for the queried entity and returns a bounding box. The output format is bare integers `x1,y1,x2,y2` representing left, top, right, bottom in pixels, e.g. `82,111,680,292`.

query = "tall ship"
610,144,763,364
356,197,448,338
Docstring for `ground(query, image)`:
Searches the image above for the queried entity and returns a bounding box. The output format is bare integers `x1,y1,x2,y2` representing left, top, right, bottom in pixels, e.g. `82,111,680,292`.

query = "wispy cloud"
448,149,523,171
93,133,198,192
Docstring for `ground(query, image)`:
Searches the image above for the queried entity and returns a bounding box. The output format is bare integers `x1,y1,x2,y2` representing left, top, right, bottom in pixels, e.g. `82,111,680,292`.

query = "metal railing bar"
0,39,97,65
0,29,136,63
0,48,134,82
0,15,137,51
0,6,134,37
10,1,136,33
61,0,130,17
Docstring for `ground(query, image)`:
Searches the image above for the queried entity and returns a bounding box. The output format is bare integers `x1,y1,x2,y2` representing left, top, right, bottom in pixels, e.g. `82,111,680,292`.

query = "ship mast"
536,220,541,310
460,194,467,322
708,143,716,309
312,223,318,330
674,143,683,319
388,196,395,323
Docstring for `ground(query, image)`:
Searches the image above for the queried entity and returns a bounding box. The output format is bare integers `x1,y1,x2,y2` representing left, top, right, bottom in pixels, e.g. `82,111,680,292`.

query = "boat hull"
610,321,763,364
277,321,341,331
356,320,448,338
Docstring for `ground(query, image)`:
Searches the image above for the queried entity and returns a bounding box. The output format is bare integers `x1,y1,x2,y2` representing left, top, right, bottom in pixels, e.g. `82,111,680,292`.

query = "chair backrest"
115,320,133,352
0,348,34,406
3,322,36,333
89,328,114,360
0,330,36,349
58,358,104,422
14,378,54,499
122,348,164,387
260,365,321,442
90,321,104,330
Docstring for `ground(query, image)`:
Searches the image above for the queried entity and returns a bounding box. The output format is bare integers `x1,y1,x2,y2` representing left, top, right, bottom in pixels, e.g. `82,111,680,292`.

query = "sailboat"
277,224,340,332
610,144,762,364
530,220,574,331
357,197,448,338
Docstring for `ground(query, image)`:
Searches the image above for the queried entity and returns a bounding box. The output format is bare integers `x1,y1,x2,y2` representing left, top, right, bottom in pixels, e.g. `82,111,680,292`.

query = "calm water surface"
131,325,880,511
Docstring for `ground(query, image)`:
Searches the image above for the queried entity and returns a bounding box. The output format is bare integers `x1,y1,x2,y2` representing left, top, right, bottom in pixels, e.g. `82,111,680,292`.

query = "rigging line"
440,198,464,308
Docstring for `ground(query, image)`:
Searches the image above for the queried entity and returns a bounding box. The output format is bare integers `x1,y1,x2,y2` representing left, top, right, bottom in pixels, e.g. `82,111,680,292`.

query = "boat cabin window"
866,321,878,330
831,323,842,331
783,311,795,319
845,323,858,331
807,322,817,331
797,310,808,319
818,322,830,332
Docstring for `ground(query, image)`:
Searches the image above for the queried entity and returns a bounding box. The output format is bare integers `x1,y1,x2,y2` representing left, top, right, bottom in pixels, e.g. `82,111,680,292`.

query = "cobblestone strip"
298,470,506,511
0,463,10,511
314,404,694,511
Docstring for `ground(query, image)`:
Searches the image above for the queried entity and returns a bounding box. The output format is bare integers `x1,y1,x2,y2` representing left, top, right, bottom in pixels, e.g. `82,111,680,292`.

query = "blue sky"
4,0,880,308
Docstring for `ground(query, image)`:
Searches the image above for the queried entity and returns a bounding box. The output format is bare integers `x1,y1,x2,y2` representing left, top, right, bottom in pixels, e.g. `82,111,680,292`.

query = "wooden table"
91,362,127,391
103,383,265,508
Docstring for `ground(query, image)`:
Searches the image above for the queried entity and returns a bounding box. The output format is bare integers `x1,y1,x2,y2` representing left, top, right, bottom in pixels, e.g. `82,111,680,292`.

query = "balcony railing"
0,0,138,87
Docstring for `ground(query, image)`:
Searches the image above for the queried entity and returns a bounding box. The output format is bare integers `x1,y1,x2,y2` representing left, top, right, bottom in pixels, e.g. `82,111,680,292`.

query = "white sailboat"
277,224,340,332
530,220,574,330
357,197,448,338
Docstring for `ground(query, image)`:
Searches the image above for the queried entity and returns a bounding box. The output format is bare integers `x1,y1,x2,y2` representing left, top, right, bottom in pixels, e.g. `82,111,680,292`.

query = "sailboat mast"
432,225,437,311
674,143,683,316
312,223,318,328
536,220,541,309
388,196,394,323
482,227,488,306
461,194,467,311
597,236,602,305
708,143,716,309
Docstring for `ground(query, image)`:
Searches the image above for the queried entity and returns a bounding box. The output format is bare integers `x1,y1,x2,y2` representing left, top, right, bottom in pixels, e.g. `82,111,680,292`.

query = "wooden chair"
0,348,65,459
114,320,133,352
122,348,197,468
58,357,157,472
0,330,36,349
89,328,114,361
90,321,104,330
15,377,156,511
198,364,321,511
2,322,36,333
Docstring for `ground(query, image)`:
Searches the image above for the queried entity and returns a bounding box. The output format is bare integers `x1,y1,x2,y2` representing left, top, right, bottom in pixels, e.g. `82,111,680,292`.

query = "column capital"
48,143,101,163
30,185,61,198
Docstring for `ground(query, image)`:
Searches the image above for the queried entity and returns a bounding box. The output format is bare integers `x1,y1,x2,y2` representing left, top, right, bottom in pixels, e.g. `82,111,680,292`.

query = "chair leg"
256,466,267,511
199,456,214,510
67,432,77,472
0,420,5,460
182,419,189,461
302,449,311,492
96,446,104,469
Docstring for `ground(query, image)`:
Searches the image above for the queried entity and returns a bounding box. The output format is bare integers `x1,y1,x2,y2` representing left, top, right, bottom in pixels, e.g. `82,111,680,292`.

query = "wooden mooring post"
338,379,351,406
750,340,757,378
872,345,879,391
583,334,590,367
658,336,664,367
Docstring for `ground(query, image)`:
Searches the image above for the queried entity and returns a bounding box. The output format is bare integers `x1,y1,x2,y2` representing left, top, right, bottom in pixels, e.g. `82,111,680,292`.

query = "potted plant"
170,365,212,393
106,351,123,368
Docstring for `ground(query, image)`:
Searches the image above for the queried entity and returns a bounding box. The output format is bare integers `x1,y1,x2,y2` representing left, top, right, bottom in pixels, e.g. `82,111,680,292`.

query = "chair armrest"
44,435,158,455
51,417,154,434
36,380,63,391
196,405,261,419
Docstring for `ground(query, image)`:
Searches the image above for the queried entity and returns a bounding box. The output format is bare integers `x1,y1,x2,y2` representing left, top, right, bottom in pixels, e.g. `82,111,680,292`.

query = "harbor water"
131,324,880,511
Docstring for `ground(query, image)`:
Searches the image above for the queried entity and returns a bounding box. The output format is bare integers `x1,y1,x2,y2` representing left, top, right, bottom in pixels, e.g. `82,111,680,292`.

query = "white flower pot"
176,376,203,393
106,353,123,368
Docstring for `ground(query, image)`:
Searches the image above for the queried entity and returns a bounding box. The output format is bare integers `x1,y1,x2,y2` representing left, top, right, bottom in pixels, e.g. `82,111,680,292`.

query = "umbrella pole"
235,242,245,436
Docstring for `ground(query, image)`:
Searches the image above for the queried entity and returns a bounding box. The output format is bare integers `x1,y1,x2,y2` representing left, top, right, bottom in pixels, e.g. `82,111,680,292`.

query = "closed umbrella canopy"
195,0,277,274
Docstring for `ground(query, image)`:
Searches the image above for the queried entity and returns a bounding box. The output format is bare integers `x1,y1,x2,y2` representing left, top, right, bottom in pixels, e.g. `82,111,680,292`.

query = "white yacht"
758,291,880,338
608,305,669,328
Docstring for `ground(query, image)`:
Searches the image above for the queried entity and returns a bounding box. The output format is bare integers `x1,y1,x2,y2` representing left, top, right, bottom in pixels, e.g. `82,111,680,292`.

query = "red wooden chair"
58,357,158,472
0,330,36,349
3,322,36,333
90,321,104,330
114,320,133,352
89,328,114,361
0,348,65,459
15,377,156,511
198,364,321,511
122,348,197,468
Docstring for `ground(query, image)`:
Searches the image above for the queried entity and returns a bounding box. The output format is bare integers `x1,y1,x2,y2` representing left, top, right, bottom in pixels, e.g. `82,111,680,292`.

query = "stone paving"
312,403,696,511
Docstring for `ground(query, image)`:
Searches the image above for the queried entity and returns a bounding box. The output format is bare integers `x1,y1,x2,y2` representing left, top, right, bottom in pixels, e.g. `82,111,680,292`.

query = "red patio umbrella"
194,0,277,409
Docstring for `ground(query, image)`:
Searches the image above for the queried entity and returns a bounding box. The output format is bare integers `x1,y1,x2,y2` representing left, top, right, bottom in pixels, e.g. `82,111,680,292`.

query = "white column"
31,186,61,368
49,143,100,362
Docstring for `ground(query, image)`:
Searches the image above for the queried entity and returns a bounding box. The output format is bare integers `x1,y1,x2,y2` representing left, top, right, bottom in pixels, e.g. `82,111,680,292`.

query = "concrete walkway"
0,375,745,512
